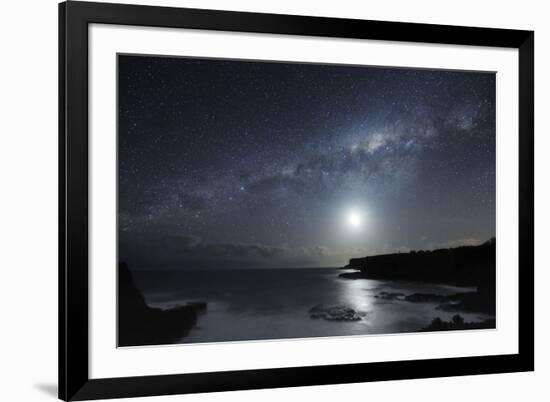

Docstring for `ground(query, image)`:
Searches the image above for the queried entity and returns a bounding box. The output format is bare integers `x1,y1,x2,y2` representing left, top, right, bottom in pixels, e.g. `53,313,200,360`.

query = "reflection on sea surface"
131,268,493,344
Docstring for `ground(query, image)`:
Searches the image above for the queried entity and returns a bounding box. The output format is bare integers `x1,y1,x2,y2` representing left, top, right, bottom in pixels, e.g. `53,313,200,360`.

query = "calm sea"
132,268,493,344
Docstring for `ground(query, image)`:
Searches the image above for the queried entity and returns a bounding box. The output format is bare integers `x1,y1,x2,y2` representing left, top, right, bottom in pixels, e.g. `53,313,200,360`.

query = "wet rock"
118,262,207,346
421,314,495,331
404,293,447,303
309,304,366,321
375,291,405,300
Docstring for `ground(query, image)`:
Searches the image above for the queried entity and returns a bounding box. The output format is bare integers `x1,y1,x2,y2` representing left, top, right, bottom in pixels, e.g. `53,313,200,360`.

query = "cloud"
119,233,333,269
160,234,282,258
163,234,202,250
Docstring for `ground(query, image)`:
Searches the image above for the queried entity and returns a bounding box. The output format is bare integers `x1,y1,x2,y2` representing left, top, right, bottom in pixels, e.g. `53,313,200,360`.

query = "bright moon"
347,210,363,229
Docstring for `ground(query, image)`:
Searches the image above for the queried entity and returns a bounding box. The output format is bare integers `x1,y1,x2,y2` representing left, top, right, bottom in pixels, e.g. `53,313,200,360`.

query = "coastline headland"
340,238,496,315
341,238,495,287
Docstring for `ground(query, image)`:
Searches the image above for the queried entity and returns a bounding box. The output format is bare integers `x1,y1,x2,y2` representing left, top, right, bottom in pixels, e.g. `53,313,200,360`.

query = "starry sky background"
118,55,495,270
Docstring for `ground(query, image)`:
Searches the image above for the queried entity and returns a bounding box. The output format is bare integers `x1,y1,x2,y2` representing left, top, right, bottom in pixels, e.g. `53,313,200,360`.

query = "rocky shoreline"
118,262,207,346
339,239,496,317
340,238,495,286
422,314,495,331
372,290,495,314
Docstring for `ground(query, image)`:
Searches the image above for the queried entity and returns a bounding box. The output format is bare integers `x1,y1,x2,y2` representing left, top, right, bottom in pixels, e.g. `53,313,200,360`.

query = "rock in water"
404,293,447,303
421,314,496,331
375,291,405,300
118,262,207,346
309,304,366,321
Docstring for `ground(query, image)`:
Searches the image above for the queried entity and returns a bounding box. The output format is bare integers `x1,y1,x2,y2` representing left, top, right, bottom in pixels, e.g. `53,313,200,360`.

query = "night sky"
118,55,495,270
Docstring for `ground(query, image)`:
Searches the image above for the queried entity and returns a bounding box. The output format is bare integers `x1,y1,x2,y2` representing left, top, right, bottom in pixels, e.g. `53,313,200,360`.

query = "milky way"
118,55,495,269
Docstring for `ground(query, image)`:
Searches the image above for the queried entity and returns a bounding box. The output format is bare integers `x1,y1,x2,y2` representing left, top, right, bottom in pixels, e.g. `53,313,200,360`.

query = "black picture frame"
59,1,534,400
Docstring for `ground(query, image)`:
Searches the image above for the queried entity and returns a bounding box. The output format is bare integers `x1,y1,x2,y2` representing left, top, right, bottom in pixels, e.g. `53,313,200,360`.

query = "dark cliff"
341,238,496,288
118,262,206,346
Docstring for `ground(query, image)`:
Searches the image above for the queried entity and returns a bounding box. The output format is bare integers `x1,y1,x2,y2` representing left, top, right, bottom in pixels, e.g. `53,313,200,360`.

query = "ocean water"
131,268,494,344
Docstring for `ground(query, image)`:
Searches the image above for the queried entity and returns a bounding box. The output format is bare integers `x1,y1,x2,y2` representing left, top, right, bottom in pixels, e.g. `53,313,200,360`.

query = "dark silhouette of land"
118,262,206,346
341,238,495,286
340,238,496,318
118,239,496,344
422,314,495,331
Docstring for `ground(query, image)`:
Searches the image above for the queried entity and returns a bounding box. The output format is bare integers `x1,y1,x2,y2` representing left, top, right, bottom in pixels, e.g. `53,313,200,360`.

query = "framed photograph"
59,1,534,400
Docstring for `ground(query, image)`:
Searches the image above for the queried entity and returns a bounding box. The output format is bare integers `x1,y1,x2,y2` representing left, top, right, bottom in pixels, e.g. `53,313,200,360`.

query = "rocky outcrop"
421,314,495,332
375,291,405,300
435,292,495,314
309,304,366,321
340,239,496,316
341,238,496,288
404,293,448,303
118,262,206,346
